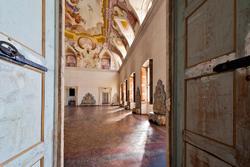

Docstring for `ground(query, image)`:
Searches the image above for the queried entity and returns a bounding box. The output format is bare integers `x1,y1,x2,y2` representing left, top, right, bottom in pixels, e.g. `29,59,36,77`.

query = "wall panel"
0,60,44,164
0,0,45,56
186,0,235,67
186,72,234,146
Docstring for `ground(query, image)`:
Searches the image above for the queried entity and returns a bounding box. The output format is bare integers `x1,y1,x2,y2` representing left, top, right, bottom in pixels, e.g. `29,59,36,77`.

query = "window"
69,88,75,97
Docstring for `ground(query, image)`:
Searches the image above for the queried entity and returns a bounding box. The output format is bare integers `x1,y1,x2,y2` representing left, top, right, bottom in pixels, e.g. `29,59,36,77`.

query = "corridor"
64,106,166,167
1,0,250,166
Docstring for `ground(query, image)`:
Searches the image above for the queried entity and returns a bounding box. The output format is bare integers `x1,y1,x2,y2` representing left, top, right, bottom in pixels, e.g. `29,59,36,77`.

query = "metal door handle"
0,41,48,72
213,55,250,73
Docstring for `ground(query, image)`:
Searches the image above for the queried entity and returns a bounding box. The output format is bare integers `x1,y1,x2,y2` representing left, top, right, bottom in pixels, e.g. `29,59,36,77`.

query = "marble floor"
64,106,166,167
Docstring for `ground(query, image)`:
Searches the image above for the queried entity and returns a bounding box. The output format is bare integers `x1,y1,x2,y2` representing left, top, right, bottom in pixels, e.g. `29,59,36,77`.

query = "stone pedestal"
132,108,141,114
124,101,130,110
149,112,166,126
125,105,130,110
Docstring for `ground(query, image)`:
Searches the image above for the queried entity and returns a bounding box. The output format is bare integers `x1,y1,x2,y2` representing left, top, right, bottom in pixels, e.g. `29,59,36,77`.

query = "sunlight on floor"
104,111,132,123
106,107,125,114
64,106,166,167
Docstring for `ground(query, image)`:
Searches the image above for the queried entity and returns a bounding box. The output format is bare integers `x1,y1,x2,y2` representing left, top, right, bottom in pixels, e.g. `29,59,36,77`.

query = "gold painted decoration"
64,0,141,70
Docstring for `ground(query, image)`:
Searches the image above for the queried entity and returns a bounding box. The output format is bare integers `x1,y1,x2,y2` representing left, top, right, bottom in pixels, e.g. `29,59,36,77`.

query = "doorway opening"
56,0,171,166
140,59,153,114
99,87,112,105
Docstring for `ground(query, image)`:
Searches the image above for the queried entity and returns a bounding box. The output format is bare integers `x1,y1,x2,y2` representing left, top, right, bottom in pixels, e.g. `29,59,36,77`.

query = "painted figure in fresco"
66,55,77,67
65,0,84,29
64,0,140,71
65,0,104,35
101,53,111,69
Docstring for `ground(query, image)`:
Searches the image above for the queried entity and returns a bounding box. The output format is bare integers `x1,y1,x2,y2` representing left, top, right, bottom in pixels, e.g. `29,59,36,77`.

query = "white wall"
119,0,169,113
65,67,119,105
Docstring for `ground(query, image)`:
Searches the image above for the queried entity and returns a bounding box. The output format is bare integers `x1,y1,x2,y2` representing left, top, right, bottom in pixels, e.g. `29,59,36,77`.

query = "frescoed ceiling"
65,0,153,70
128,0,154,24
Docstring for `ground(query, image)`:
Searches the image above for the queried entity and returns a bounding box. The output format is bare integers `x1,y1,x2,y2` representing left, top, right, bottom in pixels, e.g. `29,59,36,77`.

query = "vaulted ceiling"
65,0,153,70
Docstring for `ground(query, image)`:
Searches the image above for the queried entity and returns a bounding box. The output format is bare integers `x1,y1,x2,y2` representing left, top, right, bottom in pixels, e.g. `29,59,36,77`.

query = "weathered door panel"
0,0,45,56
235,68,250,166
0,35,46,167
186,0,235,67
32,160,42,167
0,0,55,167
186,72,234,145
0,60,44,165
173,0,250,166
186,144,232,167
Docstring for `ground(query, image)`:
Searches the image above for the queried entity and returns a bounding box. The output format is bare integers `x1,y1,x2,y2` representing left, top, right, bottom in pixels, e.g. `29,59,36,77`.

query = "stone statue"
153,80,167,115
132,87,141,114
149,79,167,126
81,93,96,105
111,93,119,106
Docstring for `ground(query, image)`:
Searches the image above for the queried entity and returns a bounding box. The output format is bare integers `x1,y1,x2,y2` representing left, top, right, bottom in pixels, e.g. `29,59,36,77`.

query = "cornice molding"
65,67,118,73
118,0,164,72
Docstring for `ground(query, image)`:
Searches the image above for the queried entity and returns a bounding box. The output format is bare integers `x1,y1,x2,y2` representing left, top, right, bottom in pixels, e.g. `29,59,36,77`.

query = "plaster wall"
65,68,119,105
119,0,169,112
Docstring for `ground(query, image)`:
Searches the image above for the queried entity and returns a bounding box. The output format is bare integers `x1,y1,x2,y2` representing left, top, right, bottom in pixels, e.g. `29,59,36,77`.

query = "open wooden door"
0,1,56,167
172,0,250,166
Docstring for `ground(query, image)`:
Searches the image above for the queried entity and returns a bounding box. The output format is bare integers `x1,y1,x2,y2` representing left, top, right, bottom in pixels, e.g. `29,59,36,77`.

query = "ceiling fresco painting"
65,0,153,71
128,0,154,24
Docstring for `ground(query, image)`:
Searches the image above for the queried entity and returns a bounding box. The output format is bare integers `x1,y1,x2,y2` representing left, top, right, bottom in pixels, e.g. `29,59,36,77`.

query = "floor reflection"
64,106,166,167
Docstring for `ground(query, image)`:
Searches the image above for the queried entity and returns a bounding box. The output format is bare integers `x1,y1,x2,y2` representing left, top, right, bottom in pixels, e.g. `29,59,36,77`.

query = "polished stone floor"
64,106,166,167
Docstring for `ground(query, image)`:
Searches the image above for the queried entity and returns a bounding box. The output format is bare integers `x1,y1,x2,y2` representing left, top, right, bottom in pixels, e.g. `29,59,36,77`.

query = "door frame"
54,0,173,167
54,0,65,166
170,0,184,166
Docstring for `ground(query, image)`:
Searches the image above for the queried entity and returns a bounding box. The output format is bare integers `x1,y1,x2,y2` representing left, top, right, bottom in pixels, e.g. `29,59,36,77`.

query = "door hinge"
213,55,250,73
213,56,250,73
